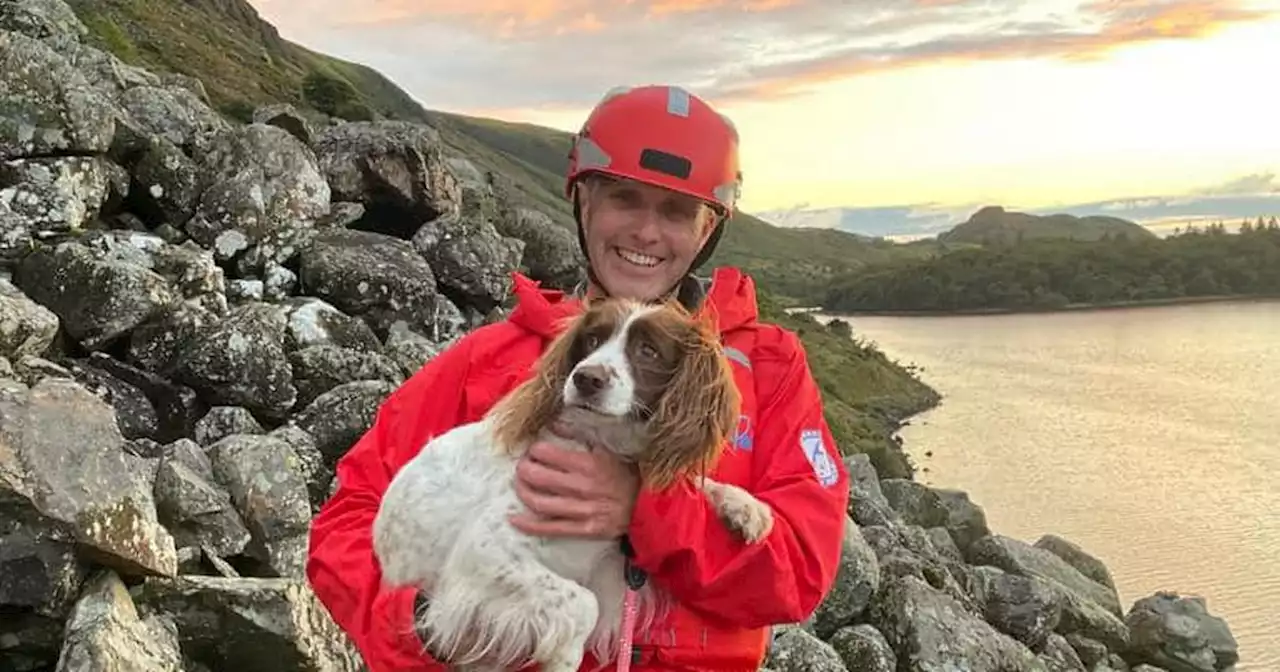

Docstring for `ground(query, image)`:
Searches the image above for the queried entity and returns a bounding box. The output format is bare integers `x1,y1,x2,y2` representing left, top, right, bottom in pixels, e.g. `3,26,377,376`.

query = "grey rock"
54,570,183,672
1040,633,1088,672
134,575,364,672
13,238,176,350
763,625,846,672
1,156,114,232
844,453,899,527
0,525,85,618
113,84,228,155
130,134,201,227
0,0,88,42
0,612,64,671
0,277,58,360
152,439,252,559
289,344,403,408
193,406,265,446
982,570,1064,649
65,357,161,441
207,434,312,578
383,320,444,376
282,296,381,353
171,302,296,417
873,574,1045,671
185,123,330,249
880,478,949,528
291,379,397,465
298,227,462,339
312,119,460,227
828,624,896,672
411,182,523,311
809,515,879,638
0,30,115,161
1036,534,1118,595
968,534,1123,617
1125,592,1238,672
253,103,314,144
0,377,177,577
491,205,585,290
935,487,992,554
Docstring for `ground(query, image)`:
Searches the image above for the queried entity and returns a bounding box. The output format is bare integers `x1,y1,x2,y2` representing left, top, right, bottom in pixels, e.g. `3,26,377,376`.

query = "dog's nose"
572,365,610,397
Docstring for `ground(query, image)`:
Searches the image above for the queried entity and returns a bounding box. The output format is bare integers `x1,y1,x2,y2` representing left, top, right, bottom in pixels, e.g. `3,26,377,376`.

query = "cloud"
249,0,1278,111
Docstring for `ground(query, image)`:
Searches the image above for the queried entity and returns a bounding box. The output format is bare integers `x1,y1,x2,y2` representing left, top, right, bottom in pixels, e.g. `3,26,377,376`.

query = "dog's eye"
585,334,600,350
639,343,659,359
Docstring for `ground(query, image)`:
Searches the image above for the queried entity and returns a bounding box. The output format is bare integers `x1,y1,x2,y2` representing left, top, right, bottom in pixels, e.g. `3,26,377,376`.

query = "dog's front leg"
699,478,774,543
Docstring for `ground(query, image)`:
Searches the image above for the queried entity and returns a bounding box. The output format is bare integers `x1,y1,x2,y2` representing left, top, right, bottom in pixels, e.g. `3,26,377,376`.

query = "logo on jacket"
800,429,838,488
731,414,753,451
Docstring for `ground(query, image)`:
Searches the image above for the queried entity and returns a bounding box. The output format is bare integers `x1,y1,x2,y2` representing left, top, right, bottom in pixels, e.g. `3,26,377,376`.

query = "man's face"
580,176,717,302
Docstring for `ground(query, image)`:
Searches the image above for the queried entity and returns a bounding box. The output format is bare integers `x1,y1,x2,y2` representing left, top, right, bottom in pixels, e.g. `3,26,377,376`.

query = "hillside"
940,205,1157,245
67,0,931,306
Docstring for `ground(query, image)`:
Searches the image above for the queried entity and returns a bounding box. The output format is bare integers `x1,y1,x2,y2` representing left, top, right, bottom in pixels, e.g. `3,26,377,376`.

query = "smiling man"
306,84,850,672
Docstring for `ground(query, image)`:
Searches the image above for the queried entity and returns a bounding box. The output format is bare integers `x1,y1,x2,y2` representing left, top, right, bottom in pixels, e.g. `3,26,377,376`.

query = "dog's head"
491,297,740,490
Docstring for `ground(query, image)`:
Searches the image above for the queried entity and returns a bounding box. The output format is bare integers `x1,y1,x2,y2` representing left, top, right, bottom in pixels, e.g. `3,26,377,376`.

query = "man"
306,84,850,672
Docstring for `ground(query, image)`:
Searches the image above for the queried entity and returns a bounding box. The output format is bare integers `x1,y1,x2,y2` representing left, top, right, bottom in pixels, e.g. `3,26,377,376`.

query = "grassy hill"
940,205,1157,246
66,0,941,476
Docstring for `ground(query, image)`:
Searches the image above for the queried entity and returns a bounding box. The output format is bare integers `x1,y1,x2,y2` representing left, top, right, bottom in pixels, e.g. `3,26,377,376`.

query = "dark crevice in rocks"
343,197,424,240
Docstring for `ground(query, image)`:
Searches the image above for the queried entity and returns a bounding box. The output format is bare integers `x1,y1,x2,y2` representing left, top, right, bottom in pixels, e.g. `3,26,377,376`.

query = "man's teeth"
617,248,661,267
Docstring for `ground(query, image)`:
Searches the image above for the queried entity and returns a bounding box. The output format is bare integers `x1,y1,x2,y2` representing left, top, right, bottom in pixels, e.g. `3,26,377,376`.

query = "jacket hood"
506,267,760,340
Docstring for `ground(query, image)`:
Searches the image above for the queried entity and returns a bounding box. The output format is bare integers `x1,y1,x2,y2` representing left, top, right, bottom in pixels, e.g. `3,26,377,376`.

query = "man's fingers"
515,455,590,499
508,512,604,538
513,475,595,520
526,440,597,474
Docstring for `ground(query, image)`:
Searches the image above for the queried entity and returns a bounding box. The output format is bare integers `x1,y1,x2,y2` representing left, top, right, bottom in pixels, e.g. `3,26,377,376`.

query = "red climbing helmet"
565,85,743,270
566,84,742,214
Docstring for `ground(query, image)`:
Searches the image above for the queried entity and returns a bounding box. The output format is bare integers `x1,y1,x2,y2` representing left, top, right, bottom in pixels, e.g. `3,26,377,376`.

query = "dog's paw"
701,480,773,543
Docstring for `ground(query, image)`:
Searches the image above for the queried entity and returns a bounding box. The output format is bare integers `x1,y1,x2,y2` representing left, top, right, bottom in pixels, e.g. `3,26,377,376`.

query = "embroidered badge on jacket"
799,429,838,487
732,414,753,451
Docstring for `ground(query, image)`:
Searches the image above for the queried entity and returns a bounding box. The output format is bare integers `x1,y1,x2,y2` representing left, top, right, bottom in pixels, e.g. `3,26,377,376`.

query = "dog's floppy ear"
490,312,584,452
639,305,740,490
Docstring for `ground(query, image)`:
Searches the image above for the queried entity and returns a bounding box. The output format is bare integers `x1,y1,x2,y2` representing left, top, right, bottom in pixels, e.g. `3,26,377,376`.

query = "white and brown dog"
372,297,774,672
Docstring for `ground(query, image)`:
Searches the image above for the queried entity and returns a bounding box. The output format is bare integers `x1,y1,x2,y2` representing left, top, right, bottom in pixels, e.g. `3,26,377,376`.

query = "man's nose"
629,207,663,241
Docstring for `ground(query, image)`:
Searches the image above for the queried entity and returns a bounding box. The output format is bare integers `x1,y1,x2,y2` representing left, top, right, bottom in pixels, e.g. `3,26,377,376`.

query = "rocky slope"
0,1,1241,671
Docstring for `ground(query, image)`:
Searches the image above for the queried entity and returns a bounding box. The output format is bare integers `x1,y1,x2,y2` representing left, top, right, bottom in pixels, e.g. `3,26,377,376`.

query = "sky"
249,0,1280,237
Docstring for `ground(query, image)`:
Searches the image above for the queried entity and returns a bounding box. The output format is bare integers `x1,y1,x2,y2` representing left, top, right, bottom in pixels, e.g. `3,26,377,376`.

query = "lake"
823,299,1280,671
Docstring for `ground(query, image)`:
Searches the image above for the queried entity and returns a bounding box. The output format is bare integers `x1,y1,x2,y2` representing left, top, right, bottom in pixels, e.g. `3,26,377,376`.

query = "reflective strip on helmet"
666,86,691,117
600,85,634,104
574,136,612,170
714,178,741,209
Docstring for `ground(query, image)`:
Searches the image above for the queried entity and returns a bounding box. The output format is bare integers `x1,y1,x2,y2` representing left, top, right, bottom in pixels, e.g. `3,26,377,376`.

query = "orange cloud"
715,0,1277,103
336,0,800,34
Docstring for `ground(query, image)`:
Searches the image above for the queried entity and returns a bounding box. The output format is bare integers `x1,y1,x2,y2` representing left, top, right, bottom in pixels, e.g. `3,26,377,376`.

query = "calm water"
824,300,1280,671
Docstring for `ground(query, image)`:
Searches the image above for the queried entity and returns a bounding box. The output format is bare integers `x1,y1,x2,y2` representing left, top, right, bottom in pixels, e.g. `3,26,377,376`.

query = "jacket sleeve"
305,336,478,672
625,330,850,628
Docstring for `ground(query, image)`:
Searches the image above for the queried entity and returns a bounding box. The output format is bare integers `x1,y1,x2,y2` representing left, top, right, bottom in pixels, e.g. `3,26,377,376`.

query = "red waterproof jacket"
306,267,850,672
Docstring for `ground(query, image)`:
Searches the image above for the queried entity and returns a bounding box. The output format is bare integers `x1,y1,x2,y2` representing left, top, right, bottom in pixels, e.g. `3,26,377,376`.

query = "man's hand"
509,438,640,539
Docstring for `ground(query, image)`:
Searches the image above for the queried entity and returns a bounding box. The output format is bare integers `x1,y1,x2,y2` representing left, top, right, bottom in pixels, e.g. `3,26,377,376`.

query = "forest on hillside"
823,218,1280,313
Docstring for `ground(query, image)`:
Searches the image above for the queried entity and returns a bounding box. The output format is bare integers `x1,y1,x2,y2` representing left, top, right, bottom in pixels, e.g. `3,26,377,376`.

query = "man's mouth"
615,247,662,268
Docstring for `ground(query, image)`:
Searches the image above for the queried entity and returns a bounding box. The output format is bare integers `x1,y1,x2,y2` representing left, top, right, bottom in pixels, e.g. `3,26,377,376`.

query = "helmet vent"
639,148,691,180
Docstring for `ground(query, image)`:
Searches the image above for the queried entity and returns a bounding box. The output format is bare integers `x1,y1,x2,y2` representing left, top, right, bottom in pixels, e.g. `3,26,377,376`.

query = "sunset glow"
250,0,1280,230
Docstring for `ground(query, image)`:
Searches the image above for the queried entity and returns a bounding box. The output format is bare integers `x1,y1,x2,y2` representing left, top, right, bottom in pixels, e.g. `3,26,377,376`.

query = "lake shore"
839,301,1280,671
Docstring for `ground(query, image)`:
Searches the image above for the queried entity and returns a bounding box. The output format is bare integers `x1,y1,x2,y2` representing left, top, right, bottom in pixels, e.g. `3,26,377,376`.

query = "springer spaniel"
372,297,774,672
